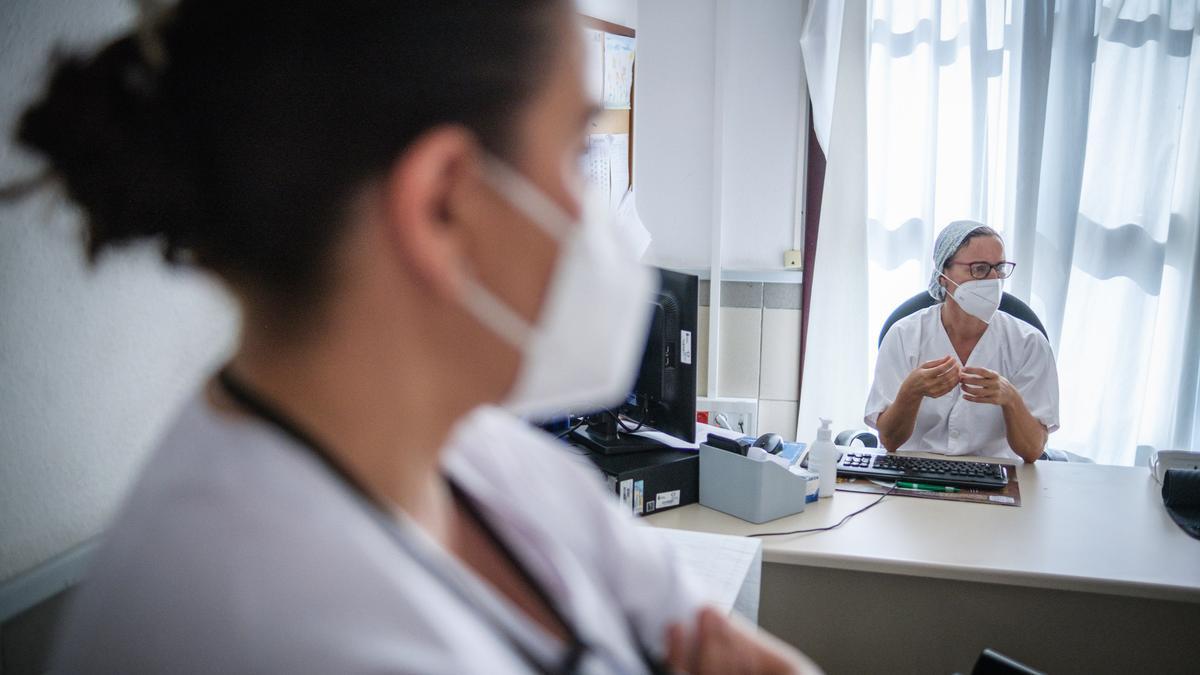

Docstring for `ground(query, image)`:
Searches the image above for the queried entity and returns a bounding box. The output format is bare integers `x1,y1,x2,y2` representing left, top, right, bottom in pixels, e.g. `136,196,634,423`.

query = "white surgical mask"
940,274,1002,324
457,156,658,419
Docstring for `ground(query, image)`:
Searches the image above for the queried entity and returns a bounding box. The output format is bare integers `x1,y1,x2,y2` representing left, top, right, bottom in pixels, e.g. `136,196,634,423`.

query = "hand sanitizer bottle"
810,418,838,499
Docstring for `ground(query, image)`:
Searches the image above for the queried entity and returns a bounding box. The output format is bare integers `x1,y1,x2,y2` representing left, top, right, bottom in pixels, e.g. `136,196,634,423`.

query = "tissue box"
794,467,821,503
699,444,810,523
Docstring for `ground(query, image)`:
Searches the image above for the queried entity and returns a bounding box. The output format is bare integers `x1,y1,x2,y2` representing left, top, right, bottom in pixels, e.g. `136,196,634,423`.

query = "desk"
647,458,1200,674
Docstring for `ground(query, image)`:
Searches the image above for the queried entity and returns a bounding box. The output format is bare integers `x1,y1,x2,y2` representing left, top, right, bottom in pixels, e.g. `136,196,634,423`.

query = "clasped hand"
901,355,960,399
959,366,1017,407
902,357,1016,408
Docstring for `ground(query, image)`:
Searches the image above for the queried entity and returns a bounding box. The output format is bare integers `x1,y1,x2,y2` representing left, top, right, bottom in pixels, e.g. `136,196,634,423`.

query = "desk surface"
646,458,1200,603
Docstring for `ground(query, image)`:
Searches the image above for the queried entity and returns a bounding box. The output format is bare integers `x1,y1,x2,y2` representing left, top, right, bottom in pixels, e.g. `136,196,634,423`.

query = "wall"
575,0,637,28
631,0,716,268
696,282,804,441
636,0,806,426
717,0,805,270
635,0,805,271
0,0,238,584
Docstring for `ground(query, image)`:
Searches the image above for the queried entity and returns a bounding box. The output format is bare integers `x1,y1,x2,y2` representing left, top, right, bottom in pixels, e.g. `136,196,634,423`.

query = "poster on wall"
603,34,635,109
606,133,629,209
584,133,611,198
583,133,630,210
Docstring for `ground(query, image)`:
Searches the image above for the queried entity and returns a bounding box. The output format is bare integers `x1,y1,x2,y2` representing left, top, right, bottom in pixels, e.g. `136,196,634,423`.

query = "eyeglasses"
946,260,1016,279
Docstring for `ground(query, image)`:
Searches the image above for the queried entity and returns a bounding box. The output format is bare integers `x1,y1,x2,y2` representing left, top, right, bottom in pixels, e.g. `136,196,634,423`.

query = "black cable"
555,419,586,439
748,483,897,537
614,414,644,434
611,399,648,434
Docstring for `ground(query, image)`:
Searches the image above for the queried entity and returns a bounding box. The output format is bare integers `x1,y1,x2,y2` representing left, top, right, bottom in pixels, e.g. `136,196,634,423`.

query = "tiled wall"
697,281,804,441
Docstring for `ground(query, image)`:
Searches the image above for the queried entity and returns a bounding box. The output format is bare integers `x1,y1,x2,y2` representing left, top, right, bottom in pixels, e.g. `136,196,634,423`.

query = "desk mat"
835,469,1022,507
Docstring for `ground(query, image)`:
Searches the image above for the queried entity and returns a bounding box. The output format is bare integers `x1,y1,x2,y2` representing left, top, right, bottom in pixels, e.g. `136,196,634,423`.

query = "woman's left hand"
666,606,823,675
960,367,1018,407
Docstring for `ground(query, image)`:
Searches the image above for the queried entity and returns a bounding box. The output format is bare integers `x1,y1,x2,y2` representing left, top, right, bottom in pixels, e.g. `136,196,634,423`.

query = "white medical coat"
53,394,704,673
864,305,1060,460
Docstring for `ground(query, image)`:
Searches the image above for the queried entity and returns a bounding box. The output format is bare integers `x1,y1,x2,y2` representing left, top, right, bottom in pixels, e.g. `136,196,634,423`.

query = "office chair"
837,291,1088,462
878,291,1048,348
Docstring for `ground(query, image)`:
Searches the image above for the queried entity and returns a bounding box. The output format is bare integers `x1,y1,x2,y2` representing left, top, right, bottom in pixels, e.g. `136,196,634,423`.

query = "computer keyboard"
837,451,1010,490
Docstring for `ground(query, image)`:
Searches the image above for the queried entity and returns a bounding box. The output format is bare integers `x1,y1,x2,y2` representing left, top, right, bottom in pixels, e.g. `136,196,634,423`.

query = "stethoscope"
216,369,668,675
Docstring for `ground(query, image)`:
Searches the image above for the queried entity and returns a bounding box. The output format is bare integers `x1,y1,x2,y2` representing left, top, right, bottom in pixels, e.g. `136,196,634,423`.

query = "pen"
895,481,960,493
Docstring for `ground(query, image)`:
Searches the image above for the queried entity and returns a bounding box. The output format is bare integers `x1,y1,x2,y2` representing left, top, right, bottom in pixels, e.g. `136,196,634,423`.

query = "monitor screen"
570,267,699,454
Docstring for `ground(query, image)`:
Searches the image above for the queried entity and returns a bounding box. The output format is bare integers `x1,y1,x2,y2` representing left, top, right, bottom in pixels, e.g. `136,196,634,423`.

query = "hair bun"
18,33,200,261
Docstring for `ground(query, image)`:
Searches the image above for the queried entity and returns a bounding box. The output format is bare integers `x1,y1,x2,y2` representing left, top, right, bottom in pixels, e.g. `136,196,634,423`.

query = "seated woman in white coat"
14,1,817,673
864,221,1060,462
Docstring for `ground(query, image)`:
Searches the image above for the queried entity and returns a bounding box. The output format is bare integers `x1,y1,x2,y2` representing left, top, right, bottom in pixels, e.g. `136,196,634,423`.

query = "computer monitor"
570,267,698,454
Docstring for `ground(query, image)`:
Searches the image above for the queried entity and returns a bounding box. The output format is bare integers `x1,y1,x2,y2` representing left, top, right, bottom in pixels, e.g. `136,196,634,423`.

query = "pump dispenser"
809,418,838,498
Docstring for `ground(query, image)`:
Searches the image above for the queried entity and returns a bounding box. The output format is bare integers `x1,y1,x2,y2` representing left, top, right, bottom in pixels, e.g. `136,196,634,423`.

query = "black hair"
14,0,563,305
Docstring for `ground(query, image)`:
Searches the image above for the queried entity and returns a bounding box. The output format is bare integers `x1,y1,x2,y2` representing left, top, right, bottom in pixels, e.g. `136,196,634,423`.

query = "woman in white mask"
14,1,818,673
865,221,1060,462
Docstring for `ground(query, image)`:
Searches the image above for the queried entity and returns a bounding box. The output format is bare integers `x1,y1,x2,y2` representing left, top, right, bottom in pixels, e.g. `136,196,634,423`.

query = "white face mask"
940,274,1002,324
457,156,658,420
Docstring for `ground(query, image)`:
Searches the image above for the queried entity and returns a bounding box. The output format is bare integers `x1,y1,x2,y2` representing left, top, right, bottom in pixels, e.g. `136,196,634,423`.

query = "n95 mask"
457,156,658,420
941,274,1002,324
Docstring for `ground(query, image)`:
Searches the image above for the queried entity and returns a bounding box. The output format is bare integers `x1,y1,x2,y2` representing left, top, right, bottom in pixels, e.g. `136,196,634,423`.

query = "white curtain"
800,0,1200,464
797,0,872,443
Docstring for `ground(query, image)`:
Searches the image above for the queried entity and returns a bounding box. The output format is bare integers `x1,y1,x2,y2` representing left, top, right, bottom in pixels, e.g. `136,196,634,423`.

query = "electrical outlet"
697,397,758,436
784,249,803,269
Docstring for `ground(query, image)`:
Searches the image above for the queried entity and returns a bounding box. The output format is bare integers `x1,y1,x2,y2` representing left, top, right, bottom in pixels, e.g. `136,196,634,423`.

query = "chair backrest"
878,291,1049,347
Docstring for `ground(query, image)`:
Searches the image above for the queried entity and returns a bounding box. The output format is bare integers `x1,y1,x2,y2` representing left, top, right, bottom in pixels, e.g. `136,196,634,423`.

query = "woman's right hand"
899,355,961,400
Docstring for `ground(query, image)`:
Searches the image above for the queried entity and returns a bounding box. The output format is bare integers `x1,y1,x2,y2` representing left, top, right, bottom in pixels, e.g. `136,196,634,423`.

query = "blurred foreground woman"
12,1,820,672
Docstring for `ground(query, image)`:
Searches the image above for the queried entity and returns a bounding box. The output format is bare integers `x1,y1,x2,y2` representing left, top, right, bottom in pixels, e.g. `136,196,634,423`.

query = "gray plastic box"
699,444,810,523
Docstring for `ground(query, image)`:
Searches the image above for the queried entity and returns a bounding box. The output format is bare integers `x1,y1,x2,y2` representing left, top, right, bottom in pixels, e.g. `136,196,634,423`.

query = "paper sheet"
603,34,635,109
583,134,630,203
614,189,651,259
583,133,647,257
584,134,611,196
583,28,605,104
607,133,630,209
656,528,762,621
585,132,631,209
633,422,743,451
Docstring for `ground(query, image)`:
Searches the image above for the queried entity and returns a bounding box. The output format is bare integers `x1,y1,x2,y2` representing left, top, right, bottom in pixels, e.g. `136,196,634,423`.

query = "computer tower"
583,447,698,517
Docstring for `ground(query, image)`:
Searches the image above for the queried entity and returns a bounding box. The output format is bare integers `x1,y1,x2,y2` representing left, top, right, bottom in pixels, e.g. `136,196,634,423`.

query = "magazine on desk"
835,473,1023,507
